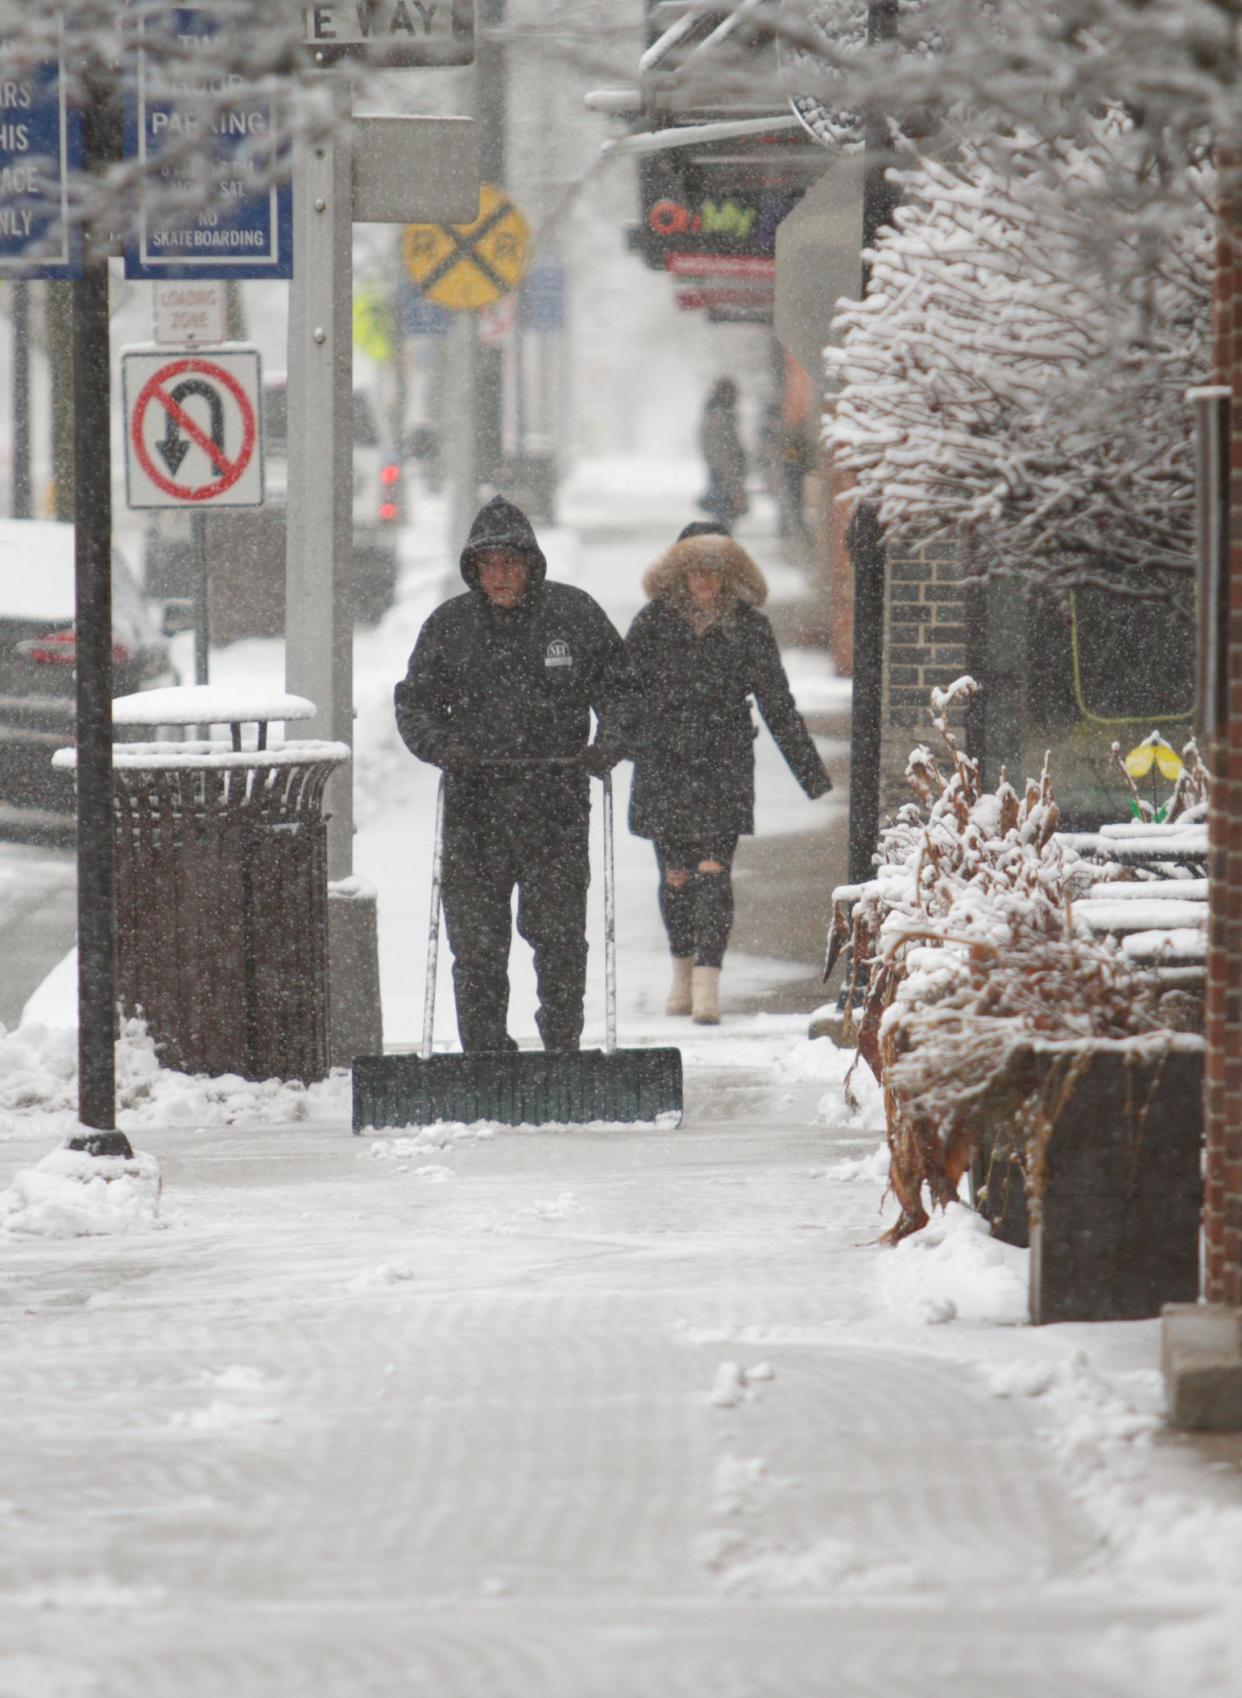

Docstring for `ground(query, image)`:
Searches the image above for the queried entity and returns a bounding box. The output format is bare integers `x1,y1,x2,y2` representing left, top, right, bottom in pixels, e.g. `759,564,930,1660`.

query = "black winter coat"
625,599,831,841
395,496,630,822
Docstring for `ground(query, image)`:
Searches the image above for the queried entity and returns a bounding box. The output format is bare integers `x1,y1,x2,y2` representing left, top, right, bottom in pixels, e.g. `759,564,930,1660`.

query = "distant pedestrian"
698,377,749,529
624,522,833,1024
395,495,631,1053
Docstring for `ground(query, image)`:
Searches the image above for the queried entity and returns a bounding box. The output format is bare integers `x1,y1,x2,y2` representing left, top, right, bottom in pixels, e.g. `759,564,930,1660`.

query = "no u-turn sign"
122,348,265,509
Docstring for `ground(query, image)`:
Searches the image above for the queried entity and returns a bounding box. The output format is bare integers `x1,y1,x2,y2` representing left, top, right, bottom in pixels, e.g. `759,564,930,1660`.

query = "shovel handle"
447,755,587,769
603,771,617,1056
421,773,445,1062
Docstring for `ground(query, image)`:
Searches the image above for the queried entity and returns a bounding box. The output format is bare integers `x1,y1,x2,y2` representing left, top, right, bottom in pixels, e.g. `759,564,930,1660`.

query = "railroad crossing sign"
122,348,264,509
402,183,530,312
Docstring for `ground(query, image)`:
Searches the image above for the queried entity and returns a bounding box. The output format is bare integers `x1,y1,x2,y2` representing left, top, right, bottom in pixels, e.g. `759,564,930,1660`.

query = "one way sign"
122,348,265,509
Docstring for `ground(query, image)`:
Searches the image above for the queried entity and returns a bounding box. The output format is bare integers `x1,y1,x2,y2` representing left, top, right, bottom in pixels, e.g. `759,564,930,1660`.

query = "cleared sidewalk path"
0,1047,1206,1698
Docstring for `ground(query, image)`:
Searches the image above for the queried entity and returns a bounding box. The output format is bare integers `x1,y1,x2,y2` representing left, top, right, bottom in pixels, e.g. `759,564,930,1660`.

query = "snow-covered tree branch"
826,126,1213,605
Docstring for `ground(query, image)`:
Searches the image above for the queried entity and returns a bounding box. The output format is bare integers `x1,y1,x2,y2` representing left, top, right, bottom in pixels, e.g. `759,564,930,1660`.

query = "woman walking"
624,522,833,1024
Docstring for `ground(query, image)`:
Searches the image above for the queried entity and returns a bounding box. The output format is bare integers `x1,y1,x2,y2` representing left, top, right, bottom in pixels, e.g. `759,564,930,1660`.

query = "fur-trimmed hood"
642,533,768,616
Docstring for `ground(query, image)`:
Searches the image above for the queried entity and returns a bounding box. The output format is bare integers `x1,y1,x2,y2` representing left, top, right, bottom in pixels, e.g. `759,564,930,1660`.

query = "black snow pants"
654,836,739,969
441,782,591,1053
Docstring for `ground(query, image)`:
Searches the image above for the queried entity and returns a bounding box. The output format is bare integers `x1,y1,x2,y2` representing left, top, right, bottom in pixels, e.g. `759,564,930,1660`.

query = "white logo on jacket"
545,639,573,668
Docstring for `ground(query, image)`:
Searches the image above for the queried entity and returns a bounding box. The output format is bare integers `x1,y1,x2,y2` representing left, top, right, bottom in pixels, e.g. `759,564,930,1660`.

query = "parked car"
142,378,403,641
0,520,177,843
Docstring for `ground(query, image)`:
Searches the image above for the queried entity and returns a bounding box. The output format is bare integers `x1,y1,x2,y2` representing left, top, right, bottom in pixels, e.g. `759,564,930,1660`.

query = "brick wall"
877,540,971,824
1206,195,1242,1307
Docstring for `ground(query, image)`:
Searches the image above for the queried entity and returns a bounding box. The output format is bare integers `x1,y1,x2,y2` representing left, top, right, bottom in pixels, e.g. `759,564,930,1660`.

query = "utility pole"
475,0,506,488
11,280,31,518
845,0,900,886
451,0,506,551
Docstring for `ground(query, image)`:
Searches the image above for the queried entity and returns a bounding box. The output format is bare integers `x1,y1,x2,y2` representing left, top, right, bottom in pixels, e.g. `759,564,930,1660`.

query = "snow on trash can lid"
111,684,318,728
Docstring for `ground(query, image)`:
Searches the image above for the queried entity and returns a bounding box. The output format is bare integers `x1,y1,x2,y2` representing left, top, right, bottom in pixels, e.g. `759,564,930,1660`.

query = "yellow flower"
1123,741,1184,781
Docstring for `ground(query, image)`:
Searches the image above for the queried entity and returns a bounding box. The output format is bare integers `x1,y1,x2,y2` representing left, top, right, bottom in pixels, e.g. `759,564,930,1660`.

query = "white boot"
666,956,694,1016
691,965,721,1025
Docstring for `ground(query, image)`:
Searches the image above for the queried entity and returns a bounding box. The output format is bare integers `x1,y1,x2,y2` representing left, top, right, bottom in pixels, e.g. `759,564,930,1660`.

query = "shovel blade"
353,1048,683,1132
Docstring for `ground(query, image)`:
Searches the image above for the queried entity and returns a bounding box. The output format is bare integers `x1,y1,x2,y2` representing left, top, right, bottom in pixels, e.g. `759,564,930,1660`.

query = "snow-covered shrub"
835,679,1168,1241
827,124,1212,608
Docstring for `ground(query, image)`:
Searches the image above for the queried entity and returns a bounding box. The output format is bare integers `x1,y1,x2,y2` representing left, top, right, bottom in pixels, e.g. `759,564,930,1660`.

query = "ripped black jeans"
654,837,739,969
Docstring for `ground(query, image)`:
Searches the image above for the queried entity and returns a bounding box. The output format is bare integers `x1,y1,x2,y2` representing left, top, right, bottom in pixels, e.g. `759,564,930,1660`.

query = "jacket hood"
642,532,767,614
460,495,547,594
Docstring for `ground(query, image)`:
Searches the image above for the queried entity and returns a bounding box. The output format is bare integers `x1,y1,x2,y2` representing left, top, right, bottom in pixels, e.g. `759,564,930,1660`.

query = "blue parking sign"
124,6,292,281
0,45,83,279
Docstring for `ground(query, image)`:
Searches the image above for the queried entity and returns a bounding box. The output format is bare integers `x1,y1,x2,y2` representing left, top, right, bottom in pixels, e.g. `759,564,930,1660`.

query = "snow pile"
169,1400,282,1432
345,1259,416,1292
707,1361,774,1408
0,1144,162,1239
511,1192,581,1222
0,1023,79,1121
707,1533,921,1598
978,1342,1242,1687
697,1443,924,1597
367,1126,497,1157
363,1112,680,1142
0,1017,350,1137
876,1202,1029,1326
770,1031,887,1132
821,1140,889,1183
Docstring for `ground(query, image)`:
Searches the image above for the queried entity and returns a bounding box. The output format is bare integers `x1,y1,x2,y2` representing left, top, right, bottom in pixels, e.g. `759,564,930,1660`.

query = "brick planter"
1018,1036,1204,1325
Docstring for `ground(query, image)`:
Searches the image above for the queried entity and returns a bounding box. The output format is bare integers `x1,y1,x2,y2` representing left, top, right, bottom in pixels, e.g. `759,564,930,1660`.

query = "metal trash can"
61,685,349,1084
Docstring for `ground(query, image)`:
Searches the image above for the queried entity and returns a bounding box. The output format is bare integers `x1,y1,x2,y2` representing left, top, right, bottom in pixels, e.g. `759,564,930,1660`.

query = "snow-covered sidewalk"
0,1029,1239,1697
1,463,1238,1695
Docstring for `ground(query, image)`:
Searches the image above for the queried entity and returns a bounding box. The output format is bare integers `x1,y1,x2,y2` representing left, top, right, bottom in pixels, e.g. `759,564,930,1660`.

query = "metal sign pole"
11,280,32,518
191,509,210,685
70,170,129,1155
285,79,355,881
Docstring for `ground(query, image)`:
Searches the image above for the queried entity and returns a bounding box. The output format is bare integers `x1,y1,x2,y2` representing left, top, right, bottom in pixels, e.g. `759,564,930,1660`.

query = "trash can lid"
112,684,318,728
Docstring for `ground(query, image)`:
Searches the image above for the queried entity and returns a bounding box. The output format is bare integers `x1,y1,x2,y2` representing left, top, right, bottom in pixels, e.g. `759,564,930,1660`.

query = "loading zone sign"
123,349,264,509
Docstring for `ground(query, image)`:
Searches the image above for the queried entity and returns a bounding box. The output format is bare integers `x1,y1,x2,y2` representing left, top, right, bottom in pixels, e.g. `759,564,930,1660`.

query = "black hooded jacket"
395,497,630,788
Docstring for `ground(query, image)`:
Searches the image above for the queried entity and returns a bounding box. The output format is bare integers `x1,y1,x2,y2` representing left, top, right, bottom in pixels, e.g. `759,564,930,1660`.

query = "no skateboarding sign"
122,349,264,509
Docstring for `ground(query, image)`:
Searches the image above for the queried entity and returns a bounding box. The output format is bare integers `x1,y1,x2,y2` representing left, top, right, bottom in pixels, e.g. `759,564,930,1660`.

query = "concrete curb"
1162,1302,1242,1430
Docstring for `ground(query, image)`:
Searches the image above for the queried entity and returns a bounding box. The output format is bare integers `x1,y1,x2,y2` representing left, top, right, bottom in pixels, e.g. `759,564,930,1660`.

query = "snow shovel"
352,765,683,1131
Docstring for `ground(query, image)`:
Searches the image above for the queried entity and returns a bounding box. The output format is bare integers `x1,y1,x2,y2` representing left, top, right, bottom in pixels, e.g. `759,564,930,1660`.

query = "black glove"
581,744,620,779
438,742,474,774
